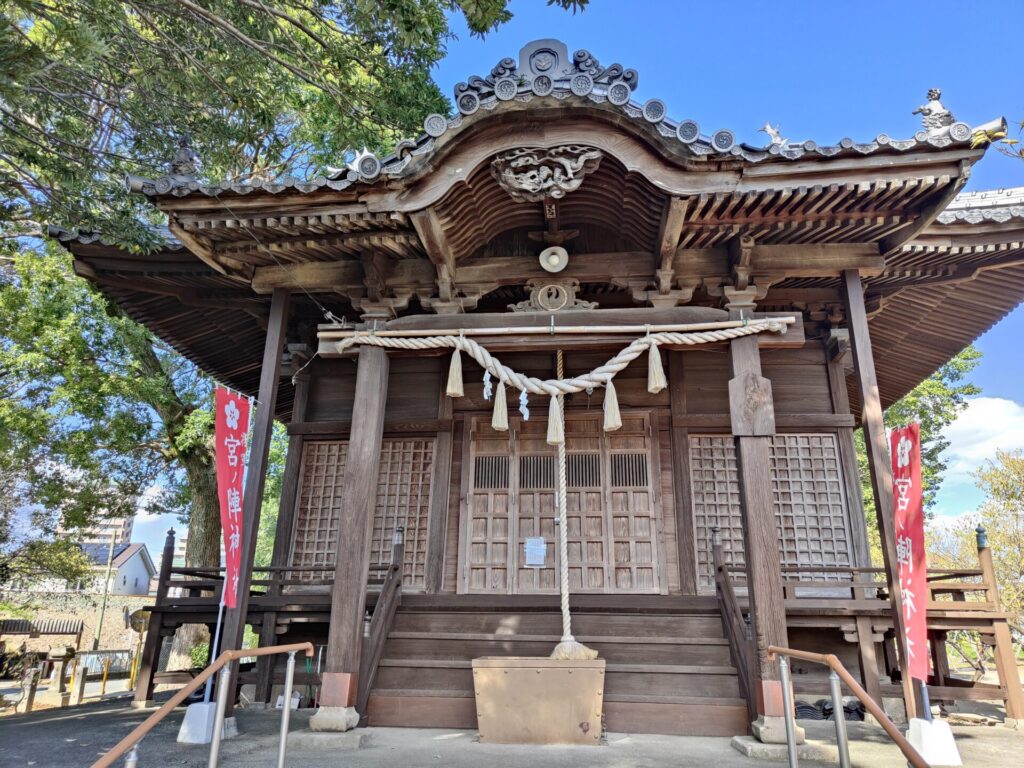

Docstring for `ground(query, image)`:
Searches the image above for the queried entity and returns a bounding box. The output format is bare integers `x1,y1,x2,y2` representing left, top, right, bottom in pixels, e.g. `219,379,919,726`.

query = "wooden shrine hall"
54,39,1024,738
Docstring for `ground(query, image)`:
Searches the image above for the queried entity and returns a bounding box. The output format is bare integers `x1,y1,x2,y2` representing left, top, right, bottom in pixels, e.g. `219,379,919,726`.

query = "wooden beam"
249,243,885,296
658,197,690,275
880,163,969,257
317,345,389,719
167,218,230,276
252,258,364,294
840,270,916,718
221,287,290,717
410,208,456,287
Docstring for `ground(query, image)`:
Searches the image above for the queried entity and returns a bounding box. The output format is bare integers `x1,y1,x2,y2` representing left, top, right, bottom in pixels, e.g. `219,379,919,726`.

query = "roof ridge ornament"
169,135,199,179
454,38,638,116
914,88,956,135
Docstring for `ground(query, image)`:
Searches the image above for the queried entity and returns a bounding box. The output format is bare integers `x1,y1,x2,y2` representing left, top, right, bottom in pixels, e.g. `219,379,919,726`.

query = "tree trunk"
167,446,221,670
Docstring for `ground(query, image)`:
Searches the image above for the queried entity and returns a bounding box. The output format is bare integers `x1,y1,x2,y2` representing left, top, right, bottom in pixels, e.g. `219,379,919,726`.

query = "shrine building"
54,39,1024,739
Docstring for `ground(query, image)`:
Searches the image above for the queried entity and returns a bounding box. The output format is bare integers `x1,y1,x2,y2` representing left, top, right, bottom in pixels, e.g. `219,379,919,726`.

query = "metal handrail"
767,645,928,768
91,641,314,768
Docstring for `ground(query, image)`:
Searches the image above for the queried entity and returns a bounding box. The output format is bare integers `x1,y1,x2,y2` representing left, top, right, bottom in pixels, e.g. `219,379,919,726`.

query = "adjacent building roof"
80,541,155,575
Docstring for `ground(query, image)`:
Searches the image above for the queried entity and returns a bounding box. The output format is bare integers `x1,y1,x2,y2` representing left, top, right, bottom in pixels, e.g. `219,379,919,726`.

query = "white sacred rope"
333,318,788,397
553,350,575,650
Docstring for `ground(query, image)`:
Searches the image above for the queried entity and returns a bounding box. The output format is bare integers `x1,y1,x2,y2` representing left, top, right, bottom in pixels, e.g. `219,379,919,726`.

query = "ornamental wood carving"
491,145,603,202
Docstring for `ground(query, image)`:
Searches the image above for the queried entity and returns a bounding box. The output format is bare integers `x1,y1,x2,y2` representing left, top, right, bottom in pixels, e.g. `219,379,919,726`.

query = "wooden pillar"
668,352,698,595
221,287,290,717
840,270,915,718
855,615,884,707
728,329,788,717
315,344,389,722
254,372,310,705
425,375,454,593
133,528,175,706
977,527,1024,718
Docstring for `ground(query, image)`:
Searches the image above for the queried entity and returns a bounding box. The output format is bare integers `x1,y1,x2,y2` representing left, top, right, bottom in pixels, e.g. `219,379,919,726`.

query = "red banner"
890,423,928,681
215,387,251,608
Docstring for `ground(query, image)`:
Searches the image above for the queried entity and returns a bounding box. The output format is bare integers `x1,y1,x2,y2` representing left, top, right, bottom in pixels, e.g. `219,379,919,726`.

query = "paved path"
1,699,1022,767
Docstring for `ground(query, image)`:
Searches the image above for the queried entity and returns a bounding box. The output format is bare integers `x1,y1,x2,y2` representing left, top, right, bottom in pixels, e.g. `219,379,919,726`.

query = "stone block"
752,715,805,745
309,706,359,732
731,735,838,762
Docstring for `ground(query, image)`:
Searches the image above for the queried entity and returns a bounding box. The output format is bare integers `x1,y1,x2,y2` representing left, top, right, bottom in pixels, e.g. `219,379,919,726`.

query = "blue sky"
135,0,1024,554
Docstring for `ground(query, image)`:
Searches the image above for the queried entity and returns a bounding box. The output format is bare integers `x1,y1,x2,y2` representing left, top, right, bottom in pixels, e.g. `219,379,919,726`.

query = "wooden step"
373,659,741,698
391,611,724,638
383,634,732,665
366,689,749,736
399,594,721,615
604,699,750,736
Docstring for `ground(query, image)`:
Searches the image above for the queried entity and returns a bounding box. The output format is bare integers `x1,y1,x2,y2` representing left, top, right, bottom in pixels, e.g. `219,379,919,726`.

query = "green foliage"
0,1,578,570
0,0,584,246
928,449,1024,631
254,422,289,568
190,640,210,669
858,346,981,564
0,245,204,524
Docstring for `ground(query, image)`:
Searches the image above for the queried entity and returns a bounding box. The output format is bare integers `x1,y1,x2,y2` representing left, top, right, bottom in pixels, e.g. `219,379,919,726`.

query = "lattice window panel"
770,434,852,576
292,441,348,576
689,436,744,589
290,438,435,589
689,434,853,589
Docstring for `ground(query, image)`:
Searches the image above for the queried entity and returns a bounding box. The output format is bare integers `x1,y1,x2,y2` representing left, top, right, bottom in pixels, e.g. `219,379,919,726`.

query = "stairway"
365,595,749,736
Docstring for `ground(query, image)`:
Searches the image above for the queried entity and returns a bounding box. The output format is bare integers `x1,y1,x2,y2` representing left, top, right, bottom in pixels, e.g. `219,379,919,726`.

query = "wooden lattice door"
462,411,661,594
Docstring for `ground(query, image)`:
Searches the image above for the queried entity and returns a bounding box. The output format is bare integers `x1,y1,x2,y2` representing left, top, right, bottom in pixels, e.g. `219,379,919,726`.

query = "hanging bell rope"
550,349,597,661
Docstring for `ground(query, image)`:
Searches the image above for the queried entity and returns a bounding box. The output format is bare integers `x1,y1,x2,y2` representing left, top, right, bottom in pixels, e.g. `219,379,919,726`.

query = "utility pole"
92,532,117,651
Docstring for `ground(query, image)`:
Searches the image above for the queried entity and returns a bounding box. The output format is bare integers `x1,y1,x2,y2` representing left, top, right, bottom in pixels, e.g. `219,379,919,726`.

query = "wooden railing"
711,529,756,718
768,645,929,768
91,642,314,768
356,526,405,724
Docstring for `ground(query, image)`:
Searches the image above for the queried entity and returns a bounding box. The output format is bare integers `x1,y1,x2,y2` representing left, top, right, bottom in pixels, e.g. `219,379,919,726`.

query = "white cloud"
940,397,1024,484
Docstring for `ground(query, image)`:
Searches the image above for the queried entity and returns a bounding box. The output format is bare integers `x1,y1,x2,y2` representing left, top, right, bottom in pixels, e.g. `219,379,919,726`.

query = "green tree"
928,450,1024,660
0,0,587,575
858,346,981,563
0,1,586,247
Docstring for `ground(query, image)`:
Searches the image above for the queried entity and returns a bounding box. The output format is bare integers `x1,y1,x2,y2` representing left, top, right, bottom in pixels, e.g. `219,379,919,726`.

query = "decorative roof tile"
120,38,1006,200
937,187,1024,224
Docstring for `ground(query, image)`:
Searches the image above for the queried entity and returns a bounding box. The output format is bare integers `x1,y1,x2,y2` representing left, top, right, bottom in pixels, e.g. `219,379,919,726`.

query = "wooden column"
840,270,915,718
855,615,884,707
668,352,697,595
977,527,1024,718
319,344,389,713
221,287,290,717
728,329,788,716
425,377,454,593
254,371,311,705
133,528,175,706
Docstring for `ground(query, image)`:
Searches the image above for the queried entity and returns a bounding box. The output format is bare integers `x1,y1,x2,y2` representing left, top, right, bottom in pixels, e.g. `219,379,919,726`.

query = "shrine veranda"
54,39,1024,736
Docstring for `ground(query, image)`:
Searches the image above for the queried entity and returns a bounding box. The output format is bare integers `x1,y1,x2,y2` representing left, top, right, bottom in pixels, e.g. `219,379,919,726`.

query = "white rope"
554,351,573,644
334,318,787,396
